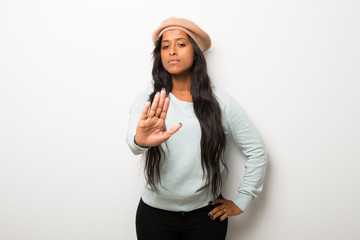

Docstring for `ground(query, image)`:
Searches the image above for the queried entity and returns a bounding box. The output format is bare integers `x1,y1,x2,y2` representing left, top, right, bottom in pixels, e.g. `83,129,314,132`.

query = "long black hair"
145,34,227,198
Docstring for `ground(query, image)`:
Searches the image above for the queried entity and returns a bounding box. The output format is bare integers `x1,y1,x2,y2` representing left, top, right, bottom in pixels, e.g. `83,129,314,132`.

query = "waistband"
139,194,224,217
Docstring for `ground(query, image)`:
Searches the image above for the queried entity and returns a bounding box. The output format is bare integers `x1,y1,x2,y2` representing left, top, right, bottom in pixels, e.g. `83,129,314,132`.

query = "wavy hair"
145,34,227,198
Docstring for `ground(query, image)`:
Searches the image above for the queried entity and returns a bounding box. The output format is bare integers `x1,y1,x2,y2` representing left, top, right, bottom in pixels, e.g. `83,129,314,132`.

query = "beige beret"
152,17,211,52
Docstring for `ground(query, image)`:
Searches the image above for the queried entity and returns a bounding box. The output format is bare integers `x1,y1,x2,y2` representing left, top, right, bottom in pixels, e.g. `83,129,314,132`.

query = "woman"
126,17,268,240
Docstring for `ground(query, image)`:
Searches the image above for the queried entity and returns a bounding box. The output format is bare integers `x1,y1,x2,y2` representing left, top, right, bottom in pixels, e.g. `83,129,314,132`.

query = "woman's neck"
171,72,192,102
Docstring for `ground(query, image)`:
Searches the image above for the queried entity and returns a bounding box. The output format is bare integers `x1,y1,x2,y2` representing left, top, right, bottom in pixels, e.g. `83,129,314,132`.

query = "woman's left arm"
208,93,268,221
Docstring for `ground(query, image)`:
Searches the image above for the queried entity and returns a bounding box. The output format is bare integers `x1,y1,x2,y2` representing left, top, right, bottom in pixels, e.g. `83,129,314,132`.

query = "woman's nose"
169,46,177,56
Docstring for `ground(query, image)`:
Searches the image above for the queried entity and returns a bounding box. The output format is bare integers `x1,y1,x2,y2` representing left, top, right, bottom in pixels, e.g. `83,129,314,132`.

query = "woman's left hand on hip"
208,198,243,221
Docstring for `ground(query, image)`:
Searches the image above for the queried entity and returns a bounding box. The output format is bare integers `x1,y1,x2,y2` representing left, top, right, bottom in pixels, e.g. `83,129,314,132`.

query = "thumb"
163,123,182,140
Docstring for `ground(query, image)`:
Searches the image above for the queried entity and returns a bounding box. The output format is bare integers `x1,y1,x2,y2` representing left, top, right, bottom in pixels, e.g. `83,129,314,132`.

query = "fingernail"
208,201,212,205
211,216,214,220
156,91,160,95
161,87,166,91
179,123,182,127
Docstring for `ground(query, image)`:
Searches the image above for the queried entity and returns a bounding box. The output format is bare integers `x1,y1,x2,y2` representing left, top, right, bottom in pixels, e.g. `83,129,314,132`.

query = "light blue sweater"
126,86,268,212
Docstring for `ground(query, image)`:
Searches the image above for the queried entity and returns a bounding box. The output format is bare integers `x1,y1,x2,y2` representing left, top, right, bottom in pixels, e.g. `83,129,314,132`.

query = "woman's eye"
178,43,185,47
162,45,169,49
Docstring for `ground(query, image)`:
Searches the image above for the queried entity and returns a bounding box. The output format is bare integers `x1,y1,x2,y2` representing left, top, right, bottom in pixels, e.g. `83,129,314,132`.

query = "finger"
155,89,166,117
219,212,229,221
159,96,170,120
208,205,223,219
209,207,227,220
139,101,151,120
148,92,160,118
163,123,182,140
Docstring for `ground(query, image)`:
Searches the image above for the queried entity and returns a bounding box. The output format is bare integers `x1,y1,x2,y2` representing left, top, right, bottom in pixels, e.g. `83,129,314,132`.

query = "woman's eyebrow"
162,38,188,42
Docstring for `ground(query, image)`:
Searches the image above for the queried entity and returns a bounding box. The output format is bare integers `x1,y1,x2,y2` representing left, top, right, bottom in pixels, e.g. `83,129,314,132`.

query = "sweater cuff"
233,193,253,212
130,138,150,155
134,139,150,150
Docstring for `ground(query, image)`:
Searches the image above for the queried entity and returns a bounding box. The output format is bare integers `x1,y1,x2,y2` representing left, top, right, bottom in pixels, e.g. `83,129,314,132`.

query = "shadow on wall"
221,137,272,239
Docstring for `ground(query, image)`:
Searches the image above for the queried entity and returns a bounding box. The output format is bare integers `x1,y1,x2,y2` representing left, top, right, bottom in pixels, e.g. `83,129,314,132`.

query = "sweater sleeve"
224,95,268,212
126,88,152,155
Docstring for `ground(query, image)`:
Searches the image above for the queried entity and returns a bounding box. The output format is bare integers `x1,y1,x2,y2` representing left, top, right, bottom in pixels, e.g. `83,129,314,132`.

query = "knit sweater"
126,86,268,212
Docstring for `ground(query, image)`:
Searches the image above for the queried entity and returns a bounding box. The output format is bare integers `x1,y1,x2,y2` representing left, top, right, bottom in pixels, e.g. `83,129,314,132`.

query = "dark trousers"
136,198,228,240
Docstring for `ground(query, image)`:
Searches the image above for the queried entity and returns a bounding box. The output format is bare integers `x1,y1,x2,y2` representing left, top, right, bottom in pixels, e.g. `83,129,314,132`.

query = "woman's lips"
168,59,180,64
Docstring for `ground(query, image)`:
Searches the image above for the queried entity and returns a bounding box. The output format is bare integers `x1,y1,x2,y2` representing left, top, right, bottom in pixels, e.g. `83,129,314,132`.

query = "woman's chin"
165,68,192,77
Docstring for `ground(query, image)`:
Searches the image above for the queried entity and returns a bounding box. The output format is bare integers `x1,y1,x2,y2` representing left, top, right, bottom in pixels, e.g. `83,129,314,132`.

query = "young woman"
126,17,268,240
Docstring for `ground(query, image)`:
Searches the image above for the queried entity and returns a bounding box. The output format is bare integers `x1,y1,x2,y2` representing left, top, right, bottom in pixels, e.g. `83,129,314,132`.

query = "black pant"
136,198,228,240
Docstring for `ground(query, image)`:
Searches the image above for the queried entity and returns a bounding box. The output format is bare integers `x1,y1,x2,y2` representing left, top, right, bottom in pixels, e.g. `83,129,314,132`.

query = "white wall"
1,0,359,239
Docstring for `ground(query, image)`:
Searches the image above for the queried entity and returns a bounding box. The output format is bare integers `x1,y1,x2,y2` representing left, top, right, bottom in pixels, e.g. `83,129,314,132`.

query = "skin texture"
161,29,193,102
208,198,243,222
135,29,243,220
160,29,194,77
134,89,182,147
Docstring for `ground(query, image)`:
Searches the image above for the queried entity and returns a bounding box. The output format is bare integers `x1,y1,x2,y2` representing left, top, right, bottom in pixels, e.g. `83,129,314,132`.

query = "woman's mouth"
168,59,180,64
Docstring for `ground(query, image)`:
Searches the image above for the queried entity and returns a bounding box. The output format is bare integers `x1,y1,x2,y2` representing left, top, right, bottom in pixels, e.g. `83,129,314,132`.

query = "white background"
1,0,359,239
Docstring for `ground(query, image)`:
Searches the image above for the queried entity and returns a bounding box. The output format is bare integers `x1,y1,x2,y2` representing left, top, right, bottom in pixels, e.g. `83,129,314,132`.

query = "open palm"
134,89,182,147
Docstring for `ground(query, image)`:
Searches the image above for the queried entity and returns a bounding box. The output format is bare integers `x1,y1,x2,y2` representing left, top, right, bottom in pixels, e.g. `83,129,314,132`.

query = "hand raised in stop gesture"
134,89,182,147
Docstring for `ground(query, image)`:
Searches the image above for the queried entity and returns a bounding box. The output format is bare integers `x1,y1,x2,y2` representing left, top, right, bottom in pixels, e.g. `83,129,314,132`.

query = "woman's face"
160,29,195,76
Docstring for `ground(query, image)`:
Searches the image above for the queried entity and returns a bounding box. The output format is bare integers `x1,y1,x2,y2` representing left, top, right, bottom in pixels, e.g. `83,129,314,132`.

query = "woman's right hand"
134,89,182,147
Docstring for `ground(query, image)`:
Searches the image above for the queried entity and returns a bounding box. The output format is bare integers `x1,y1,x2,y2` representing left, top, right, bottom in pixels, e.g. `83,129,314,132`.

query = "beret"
152,17,211,52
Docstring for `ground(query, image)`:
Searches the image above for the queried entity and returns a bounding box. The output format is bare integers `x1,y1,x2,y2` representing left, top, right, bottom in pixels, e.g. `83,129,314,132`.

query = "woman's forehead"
162,29,189,41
